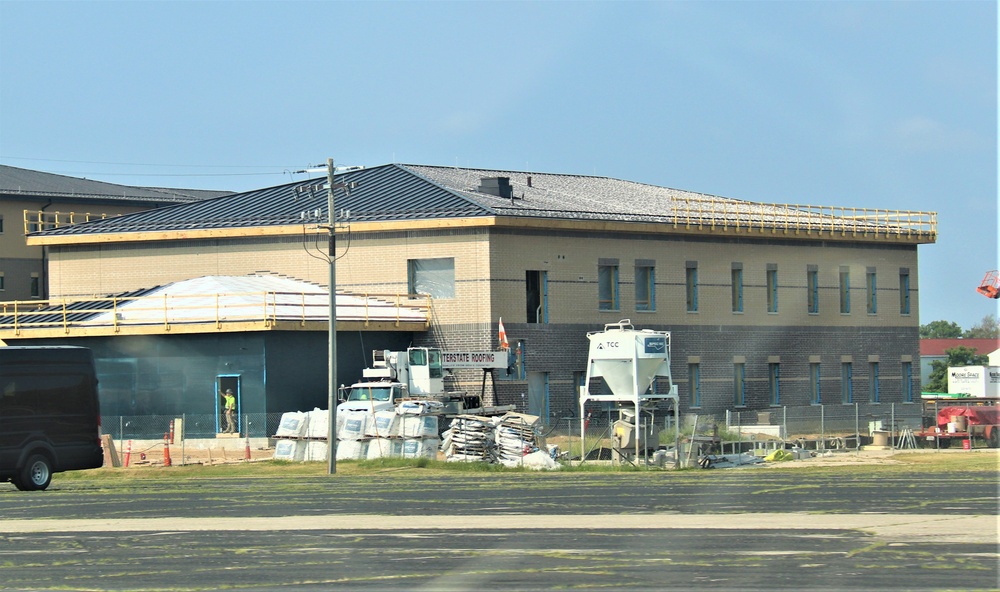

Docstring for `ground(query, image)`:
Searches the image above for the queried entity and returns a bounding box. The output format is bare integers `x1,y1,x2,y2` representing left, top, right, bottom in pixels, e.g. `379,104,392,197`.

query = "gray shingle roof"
0,165,231,204
27,163,935,240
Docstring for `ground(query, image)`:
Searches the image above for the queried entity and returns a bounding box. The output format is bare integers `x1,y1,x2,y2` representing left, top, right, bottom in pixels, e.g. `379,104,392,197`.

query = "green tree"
963,314,1000,339
925,346,990,393
920,320,963,339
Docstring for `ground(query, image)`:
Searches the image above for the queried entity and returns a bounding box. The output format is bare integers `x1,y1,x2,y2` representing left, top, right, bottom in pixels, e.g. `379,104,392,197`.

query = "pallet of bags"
273,439,306,461
441,415,495,462
402,438,440,459
335,439,368,461
366,437,403,459
495,412,546,467
397,399,445,415
338,410,371,441
305,440,329,462
398,414,438,439
274,411,309,439
305,408,329,439
365,410,399,438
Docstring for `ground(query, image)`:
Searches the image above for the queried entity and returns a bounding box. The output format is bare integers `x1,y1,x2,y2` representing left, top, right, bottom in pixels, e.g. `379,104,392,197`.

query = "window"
841,362,853,404
869,361,879,402
807,266,819,314
899,268,910,315
902,361,913,403
635,261,655,312
407,258,455,299
766,265,778,313
839,267,851,314
598,260,619,311
866,268,877,314
810,362,821,404
733,362,746,407
0,214,4,234
769,362,780,405
30,273,39,299
0,273,4,292
526,270,548,323
688,363,701,407
685,262,698,312
731,264,743,313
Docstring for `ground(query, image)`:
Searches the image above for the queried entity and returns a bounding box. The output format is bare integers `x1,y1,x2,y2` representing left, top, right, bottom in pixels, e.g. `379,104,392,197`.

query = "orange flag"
498,317,509,350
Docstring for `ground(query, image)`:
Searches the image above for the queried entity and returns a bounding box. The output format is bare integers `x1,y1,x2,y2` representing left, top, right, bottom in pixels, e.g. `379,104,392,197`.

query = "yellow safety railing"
23,210,113,234
667,197,936,240
0,291,432,336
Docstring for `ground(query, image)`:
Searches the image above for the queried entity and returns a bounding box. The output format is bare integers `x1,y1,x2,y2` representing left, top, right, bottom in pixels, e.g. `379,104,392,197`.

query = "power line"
0,155,302,170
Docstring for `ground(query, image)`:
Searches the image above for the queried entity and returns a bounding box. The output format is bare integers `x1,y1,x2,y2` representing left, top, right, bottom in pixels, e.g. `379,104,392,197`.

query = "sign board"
947,365,1000,398
441,351,510,369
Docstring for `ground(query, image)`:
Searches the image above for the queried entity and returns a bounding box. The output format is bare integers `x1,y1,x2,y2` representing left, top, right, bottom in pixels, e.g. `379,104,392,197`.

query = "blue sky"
1,1,996,330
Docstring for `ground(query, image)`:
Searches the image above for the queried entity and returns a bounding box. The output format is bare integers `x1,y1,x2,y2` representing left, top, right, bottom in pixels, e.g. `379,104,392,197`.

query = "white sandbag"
335,439,368,461
399,414,438,438
397,400,445,415
273,439,305,461
305,440,329,462
365,410,399,438
366,438,403,459
306,408,330,439
275,412,309,438
339,410,370,441
402,438,440,459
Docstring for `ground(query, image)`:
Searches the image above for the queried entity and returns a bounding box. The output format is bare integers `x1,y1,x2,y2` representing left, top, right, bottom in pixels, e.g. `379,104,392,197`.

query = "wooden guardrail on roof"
0,291,432,338
23,210,115,234
667,197,937,240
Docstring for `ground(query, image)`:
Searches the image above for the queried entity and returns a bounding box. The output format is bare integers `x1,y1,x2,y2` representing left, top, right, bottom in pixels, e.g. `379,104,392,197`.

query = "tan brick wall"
46,226,918,331
487,230,919,329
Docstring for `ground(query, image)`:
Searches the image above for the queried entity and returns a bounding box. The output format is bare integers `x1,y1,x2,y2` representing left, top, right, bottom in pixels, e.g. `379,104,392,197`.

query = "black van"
0,346,104,490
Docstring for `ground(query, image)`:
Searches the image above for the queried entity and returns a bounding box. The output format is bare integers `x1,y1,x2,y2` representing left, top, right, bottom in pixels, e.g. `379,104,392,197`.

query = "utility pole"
326,157,338,475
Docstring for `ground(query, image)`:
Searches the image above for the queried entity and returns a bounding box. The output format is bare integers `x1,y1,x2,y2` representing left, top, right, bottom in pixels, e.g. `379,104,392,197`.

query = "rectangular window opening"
407,258,455,299
685,264,698,312
598,261,619,311
731,266,743,313
766,266,778,313
635,263,655,312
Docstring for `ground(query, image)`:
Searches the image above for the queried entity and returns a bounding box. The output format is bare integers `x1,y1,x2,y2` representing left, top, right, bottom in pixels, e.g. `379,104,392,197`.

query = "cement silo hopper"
579,320,679,465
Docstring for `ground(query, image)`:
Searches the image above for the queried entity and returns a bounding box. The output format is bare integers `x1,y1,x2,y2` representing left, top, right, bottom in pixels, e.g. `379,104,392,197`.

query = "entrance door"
215,375,241,434
526,371,548,420
525,270,548,324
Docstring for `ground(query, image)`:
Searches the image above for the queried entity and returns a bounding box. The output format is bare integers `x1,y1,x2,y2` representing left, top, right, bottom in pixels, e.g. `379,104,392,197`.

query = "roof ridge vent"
478,176,516,199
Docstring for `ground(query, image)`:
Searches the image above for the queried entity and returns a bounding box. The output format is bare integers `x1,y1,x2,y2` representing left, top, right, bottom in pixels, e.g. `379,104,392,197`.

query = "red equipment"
977,270,1000,299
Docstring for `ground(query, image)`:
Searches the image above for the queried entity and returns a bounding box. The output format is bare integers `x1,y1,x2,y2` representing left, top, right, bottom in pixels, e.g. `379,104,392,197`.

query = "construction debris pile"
441,412,559,469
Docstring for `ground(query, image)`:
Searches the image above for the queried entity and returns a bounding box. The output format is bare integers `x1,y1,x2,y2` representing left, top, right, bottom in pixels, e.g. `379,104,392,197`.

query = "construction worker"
222,388,237,433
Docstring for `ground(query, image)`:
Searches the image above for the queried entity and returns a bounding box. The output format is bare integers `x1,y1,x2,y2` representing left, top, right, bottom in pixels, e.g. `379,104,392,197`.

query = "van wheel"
989,428,1000,449
14,454,52,491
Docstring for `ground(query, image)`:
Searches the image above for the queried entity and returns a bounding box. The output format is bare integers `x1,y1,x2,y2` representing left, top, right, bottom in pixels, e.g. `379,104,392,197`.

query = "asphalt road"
0,468,996,591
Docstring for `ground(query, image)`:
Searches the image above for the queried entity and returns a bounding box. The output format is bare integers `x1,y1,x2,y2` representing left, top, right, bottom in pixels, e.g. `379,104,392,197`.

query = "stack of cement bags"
440,415,496,463
441,412,555,469
335,405,440,462
273,408,331,461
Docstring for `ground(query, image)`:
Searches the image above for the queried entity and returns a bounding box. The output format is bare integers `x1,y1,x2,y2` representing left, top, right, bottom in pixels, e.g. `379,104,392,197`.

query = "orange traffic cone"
163,433,172,467
123,439,133,468
244,435,251,461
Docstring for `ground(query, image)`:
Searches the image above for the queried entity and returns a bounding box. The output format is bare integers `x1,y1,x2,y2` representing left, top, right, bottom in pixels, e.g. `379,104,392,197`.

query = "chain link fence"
102,413,284,442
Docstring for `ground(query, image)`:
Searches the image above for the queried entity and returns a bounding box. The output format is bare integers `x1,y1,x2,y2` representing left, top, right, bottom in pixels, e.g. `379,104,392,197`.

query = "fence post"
890,403,895,450
820,404,825,451
855,402,860,451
